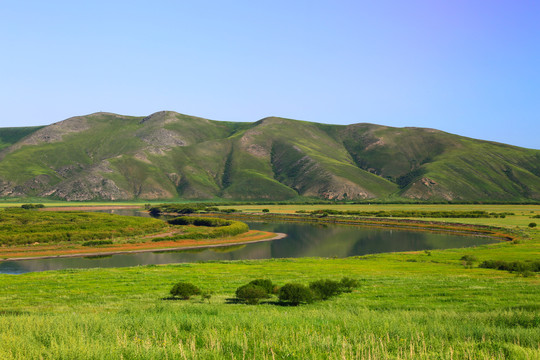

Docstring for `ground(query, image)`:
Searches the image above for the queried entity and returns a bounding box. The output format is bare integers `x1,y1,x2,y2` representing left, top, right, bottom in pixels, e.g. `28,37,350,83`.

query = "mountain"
0,111,538,202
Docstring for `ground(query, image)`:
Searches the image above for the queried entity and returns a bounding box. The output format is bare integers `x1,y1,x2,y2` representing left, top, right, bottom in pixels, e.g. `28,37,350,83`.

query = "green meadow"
0,204,539,359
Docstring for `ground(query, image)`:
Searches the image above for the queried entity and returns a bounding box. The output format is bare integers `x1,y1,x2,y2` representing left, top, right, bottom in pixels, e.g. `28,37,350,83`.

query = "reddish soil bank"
0,231,286,261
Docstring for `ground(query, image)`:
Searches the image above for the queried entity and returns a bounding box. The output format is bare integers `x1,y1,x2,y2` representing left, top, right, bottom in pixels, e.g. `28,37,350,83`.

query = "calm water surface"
0,209,496,274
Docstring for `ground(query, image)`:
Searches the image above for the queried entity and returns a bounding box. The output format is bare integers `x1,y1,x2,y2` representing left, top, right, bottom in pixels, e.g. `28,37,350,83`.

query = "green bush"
529,222,537,228
460,254,478,267
169,282,201,300
235,284,269,305
479,260,540,273
309,279,342,300
262,209,270,213
248,279,275,294
339,277,360,293
278,283,314,305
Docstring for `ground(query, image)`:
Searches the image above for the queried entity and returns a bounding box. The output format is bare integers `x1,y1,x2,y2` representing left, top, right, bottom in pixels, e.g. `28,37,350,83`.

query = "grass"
0,208,167,246
0,209,257,259
0,203,539,359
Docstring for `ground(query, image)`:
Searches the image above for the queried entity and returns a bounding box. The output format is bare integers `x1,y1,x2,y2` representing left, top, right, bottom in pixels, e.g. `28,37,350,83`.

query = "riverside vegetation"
0,207,253,259
0,203,538,359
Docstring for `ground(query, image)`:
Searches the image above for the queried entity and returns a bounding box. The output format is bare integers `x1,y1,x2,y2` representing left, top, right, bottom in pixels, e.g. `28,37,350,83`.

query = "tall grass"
0,260,538,359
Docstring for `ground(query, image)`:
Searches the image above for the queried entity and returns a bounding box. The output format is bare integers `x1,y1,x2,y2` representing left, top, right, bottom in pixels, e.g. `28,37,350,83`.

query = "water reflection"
0,211,496,274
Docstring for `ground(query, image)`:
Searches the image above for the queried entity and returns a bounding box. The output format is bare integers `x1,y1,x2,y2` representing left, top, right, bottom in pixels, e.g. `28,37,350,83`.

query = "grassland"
0,203,539,359
0,209,262,260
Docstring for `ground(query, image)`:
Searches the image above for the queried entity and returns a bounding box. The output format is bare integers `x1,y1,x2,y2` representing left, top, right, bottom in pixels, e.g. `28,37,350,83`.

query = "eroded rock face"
402,177,455,201
137,128,186,150
42,176,130,201
13,116,91,147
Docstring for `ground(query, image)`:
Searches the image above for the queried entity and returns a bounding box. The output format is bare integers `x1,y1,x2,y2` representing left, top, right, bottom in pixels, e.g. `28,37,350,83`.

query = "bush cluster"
153,217,249,242
20,204,45,209
234,277,360,306
479,260,540,275
170,282,201,300
168,216,233,227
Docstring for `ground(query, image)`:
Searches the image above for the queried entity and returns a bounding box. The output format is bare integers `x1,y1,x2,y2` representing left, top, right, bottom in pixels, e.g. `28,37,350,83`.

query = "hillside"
0,111,538,202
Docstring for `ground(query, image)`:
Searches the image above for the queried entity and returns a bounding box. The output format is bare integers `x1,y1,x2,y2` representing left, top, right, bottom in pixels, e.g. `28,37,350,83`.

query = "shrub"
460,255,478,262
248,279,274,294
21,204,45,209
309,279,342,300
278,283,313,305
479,260,540,273
170,282,201,300
529,222,537,228
149,207,162,217
262,209,270,213
236,284,268,305
201,292,212,303
460,254,478,267
339,277,360,293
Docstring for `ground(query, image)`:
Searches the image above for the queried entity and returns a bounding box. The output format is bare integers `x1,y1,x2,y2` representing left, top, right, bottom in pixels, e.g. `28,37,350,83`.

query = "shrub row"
167,216,233,227
153,217,249,242
303,209,513,218
479,260,540,274
149,204,240,216
235,277,360,305
167,277,360,306
21,204,45,209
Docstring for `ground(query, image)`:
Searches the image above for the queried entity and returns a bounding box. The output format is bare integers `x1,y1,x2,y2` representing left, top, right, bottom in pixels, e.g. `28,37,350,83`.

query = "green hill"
0,111,538,202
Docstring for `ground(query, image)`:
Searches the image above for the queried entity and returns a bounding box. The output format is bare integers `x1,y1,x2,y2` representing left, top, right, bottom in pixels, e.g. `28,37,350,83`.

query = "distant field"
219,203,540,227
0,203,538,358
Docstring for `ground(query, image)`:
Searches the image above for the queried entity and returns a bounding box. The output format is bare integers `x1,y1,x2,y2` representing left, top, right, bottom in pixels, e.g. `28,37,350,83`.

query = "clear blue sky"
1,1,539,149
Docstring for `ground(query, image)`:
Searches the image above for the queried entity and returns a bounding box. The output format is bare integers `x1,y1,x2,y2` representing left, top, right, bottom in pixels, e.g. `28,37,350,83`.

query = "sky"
1,1,539,149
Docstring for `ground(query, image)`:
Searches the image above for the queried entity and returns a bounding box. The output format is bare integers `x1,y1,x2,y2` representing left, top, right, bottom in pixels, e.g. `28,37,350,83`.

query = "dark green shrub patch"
529,222,537,228
278,283,314,305
479,260,540,274
21,204,45,209
248,279,275,294
235,284,269,305
309,279,342,300
82,240,114,247
167,217,233,227
160,217,249,241
339,277,360,293
170,282,201,300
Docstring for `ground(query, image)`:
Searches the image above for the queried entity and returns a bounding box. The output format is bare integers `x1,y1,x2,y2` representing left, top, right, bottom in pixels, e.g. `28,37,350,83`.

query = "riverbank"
0,231,285,261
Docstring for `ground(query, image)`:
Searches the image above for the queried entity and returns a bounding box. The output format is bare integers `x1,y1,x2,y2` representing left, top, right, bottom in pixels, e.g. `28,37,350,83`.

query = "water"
0,209,496,274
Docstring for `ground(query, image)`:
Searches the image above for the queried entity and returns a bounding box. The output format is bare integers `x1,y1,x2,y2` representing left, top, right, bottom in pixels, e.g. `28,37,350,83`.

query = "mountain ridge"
0,111,538,202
